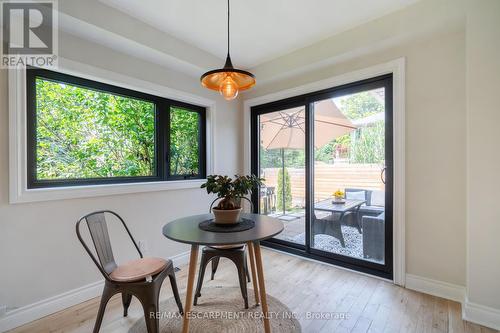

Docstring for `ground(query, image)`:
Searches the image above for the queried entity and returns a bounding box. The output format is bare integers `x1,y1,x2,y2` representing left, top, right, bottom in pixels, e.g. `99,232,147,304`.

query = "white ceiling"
98,0,419,69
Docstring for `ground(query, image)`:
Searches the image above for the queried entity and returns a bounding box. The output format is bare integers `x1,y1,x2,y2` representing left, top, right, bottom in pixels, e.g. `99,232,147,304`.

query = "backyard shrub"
277,167,292,211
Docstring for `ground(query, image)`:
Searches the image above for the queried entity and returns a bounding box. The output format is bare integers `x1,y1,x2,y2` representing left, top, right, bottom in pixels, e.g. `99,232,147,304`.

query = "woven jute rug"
129,287,301,333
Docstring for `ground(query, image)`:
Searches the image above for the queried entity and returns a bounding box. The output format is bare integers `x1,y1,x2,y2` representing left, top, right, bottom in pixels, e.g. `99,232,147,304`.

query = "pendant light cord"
227,0,230,56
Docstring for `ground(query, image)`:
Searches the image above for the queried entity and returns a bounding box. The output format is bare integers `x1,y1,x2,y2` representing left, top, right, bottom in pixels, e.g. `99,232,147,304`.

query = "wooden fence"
262,163,384,206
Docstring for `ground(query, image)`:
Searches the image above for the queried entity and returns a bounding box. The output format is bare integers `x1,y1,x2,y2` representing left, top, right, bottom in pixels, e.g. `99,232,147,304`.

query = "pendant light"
200,0,255,100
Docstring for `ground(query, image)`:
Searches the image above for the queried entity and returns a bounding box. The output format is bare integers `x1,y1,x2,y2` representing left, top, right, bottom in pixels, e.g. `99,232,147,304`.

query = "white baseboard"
170,250,190,268
0,280,105,332
463,298,500,331
0,250,190,333
405,274,500,330
405,273,466,303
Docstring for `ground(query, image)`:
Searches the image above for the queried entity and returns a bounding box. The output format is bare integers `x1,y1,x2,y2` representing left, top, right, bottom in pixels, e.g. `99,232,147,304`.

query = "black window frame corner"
26,67,207,189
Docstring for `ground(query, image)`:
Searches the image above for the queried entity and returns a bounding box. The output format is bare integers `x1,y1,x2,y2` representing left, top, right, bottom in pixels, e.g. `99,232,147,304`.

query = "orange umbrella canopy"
259,99,356,150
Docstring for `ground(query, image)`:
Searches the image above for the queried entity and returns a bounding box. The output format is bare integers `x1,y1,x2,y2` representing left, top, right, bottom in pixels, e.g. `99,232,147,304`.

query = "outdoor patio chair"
76,210,183,333
260,186,276,215
360,190,385,216
345,188,371,203
312,211,346,247
362,212,385,261
346,188,385,217
344,188,384,228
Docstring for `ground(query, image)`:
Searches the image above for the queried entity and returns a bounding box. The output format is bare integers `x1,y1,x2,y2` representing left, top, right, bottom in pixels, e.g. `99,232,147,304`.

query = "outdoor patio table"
163,213,284,333
314,199,366,233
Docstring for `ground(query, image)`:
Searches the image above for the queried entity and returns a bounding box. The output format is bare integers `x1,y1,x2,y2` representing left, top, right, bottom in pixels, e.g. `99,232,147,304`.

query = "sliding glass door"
256,104,307,246
251,75,393,278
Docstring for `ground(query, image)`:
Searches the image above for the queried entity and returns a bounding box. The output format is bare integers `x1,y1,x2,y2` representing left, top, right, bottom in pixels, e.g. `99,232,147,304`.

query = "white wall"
0,31,242,311
242,0,500,328
244,1,467,288
465,0,500,313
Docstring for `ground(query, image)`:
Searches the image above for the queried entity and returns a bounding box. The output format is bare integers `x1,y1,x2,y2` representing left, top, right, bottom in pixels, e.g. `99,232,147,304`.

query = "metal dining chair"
193,198,253,309
76,210,183,333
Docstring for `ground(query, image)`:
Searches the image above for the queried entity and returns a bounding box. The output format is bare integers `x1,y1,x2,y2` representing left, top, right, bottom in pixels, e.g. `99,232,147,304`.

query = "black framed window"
251,74,393,279
167,105,206,180
26,67,206,188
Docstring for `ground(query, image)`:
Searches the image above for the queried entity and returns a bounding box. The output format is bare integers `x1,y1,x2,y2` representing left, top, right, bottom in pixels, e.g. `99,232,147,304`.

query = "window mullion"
159,100,170,181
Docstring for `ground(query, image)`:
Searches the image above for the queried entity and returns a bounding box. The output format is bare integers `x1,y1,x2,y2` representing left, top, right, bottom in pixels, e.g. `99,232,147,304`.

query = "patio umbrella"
259,99,357,215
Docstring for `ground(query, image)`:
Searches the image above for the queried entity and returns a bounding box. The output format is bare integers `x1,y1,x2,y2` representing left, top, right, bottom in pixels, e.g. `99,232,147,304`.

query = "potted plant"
201,175,263,224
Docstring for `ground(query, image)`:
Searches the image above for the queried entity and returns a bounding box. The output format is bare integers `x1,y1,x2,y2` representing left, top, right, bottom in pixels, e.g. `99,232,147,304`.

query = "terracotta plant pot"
212,208,242,224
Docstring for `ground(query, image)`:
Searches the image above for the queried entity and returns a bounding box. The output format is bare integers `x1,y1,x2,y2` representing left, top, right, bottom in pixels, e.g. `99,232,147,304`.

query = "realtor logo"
1,0,58,68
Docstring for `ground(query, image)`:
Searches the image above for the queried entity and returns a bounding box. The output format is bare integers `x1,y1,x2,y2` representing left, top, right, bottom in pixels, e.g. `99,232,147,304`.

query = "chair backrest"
76,210,142,280
345,188,372,206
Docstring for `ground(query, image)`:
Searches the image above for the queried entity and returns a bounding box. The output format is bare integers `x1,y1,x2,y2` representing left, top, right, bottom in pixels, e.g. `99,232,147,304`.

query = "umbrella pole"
281,148,286,216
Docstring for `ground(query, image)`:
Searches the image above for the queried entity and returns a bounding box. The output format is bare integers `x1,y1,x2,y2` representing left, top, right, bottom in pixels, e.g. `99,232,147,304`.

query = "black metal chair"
193,198,253,309
76,210,183,333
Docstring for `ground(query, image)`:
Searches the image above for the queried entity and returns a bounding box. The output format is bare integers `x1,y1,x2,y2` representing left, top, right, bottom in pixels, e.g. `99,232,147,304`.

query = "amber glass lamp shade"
201,55,255,101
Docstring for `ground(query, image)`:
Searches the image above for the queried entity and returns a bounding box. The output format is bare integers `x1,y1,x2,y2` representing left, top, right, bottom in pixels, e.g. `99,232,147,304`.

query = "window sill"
10,179,207,204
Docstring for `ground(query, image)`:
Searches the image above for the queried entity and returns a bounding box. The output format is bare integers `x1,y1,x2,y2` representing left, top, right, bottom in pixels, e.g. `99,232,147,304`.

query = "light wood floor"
8,249,498,333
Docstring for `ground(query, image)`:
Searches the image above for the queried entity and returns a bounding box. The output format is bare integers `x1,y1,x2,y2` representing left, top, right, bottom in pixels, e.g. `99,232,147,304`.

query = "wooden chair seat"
110,257,168,282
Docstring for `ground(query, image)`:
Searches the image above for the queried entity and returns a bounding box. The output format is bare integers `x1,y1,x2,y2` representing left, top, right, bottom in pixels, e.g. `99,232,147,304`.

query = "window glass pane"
258,106,306,245
169,107,200,176
35,77,156,180
312,88,386,264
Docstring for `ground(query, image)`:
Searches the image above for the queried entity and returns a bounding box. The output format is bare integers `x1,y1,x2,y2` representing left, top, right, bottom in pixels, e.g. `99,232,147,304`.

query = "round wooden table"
163,213,284,333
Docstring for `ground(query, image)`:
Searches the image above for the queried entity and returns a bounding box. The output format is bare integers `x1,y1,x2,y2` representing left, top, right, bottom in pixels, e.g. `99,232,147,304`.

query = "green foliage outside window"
260,149,304,169
339,90,383,120
169,107,200,176
315,90,385,164
35,78,155,180
350,121,385,163
276,167,292,211
259,90,385,169
314,134,351,163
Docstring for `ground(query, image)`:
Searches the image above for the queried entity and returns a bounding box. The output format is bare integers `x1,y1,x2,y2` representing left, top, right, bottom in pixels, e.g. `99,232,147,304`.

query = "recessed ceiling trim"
58,12,208,77
98,0,420,68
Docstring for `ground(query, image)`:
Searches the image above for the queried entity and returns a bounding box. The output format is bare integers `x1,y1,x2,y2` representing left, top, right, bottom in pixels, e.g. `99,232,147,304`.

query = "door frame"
243,58,406,285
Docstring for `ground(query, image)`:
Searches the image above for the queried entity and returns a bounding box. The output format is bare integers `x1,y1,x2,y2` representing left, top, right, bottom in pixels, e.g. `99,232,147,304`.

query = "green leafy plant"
201,175,263,210
277,168,292,211
34,78,204,180
35,78,156,180
169,107,200,176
